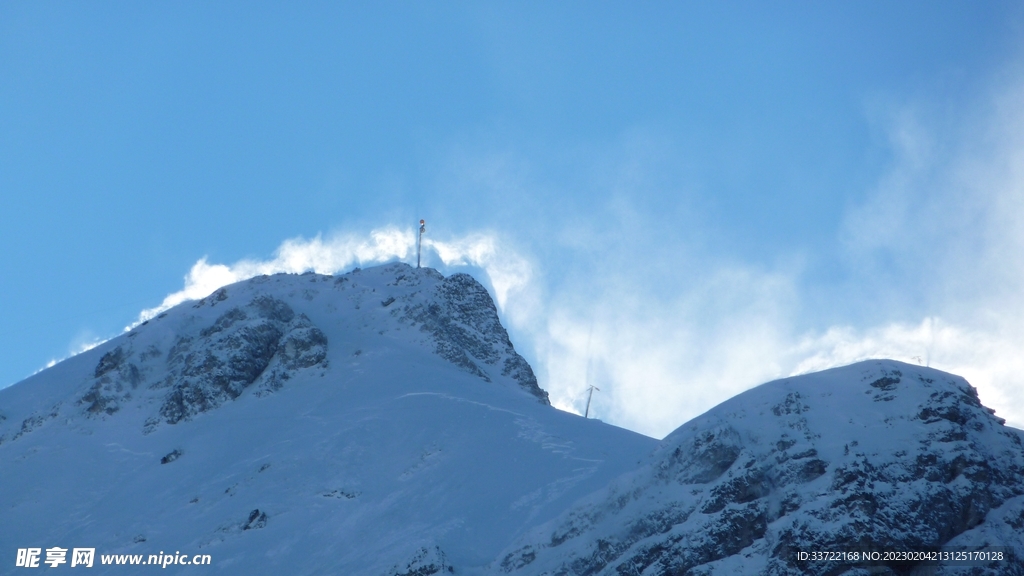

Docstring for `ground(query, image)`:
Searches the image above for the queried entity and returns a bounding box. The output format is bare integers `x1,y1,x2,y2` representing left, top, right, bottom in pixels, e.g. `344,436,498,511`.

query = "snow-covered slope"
0,263,656,575
494,360,1024,575
5,265,1022,575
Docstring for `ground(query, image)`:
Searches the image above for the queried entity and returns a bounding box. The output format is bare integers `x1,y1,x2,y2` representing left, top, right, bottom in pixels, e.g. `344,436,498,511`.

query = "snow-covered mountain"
0,264,655,574
3,263,1022,575
495,360,1024,575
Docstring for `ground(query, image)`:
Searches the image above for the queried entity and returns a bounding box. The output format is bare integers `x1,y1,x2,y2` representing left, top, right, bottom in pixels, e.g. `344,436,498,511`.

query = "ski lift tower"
417,219,426,268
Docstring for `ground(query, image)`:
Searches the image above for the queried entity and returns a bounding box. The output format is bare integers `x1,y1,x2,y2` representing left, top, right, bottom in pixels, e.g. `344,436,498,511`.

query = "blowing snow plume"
125,219,1024,439
133,227,535,328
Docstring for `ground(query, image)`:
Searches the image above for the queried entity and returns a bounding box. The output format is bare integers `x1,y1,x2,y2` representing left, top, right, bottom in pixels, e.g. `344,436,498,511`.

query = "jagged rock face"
496,361,1024,576
337,263,547,404
73,291,329,430
388,546,455,576
158,294,328,424
1,263,545,443
400,272,548,404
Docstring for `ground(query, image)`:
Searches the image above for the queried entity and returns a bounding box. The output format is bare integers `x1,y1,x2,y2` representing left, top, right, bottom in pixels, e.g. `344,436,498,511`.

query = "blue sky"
4,2,1024,437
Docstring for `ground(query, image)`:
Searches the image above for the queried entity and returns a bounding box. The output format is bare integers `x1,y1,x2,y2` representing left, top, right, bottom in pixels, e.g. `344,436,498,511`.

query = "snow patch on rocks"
495,360,1024,575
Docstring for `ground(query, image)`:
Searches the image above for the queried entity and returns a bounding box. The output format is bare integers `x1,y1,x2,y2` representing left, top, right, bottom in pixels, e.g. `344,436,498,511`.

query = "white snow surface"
3,263,1022,576
0,264,655,575
495,360,1024,575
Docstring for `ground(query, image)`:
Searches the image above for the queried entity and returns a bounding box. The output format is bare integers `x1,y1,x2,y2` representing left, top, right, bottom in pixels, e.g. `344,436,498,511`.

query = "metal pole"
584,385,599,418
417,219,425,268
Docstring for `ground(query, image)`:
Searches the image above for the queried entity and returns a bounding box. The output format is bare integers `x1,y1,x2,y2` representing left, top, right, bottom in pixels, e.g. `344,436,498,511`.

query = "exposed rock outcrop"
496,361,1024,575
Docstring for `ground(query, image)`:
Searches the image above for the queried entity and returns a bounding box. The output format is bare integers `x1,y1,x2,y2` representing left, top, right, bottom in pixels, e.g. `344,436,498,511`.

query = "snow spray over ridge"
132,227,534,328
123,224,1024,437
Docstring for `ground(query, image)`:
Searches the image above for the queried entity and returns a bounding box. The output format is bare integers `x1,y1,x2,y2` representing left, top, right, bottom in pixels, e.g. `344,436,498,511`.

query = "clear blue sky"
4,2,1024,437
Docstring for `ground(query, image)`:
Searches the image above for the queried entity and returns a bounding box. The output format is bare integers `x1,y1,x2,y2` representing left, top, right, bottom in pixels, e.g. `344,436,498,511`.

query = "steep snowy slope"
495,360,1024,575
0,263,657,575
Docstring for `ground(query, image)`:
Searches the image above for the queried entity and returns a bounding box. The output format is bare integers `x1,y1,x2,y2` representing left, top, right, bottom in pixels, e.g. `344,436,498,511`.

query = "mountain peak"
497,360,1024,575
4,263,547,439
3,262,632,574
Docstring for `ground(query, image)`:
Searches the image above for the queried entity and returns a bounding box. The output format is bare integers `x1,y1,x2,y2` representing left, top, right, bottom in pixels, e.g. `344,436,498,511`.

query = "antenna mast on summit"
583,323,598,418
417,219,426,268
584,385,600,419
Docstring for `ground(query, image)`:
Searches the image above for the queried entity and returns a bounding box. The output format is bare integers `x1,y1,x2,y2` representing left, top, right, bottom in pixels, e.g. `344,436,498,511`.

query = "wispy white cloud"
536,281,1024,436
534,264,800,437
458,72,1024,437
790,319,1024,429
121,70,1024,440
133,227,416,324
130,208,1024,439
429,232,534,311
827,73,1024,430
34,332,108,378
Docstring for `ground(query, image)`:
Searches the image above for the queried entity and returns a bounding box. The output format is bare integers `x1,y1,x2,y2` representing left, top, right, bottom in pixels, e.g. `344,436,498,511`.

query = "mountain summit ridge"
2,263,548,440
495,360,1024,575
